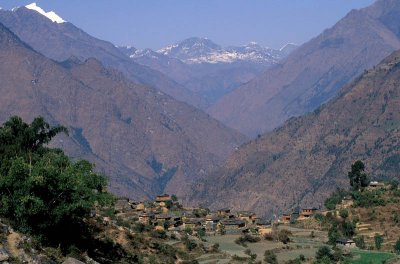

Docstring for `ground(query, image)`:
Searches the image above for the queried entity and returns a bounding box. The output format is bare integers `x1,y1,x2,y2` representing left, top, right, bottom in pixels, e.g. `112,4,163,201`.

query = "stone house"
217,208,231,217
336,238,356,248
298,208,318,220
139,212,155,224
183,219,202,230
219,219,246,234
237,211,257,224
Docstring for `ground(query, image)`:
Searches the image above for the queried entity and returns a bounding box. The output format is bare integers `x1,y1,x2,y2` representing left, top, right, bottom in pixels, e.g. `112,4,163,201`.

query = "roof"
184,219,202,225
237,211,256,216
155,214,172,219
221,219,246,226
139,213,155,217
218,208,231,212
156,194,170,197
256,219,271,226
336,238,355,243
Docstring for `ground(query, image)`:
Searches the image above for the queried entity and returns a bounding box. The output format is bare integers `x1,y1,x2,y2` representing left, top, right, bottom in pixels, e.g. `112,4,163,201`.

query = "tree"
354,236,366,249
374,234,384,250
348,160,370,191
394,238,400,254
0,116,113,246
264,250,277,264
339,208,349,219
171,194,178,202
278,229,292,244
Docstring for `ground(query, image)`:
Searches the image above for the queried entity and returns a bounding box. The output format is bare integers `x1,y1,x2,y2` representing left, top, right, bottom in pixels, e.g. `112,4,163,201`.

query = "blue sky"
1,0,376,50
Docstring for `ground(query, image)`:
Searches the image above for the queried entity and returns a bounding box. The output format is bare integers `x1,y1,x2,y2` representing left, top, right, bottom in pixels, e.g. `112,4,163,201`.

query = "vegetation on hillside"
0,116,203,263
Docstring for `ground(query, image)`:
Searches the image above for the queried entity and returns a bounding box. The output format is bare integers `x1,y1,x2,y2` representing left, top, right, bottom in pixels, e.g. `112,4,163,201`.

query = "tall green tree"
348,160,370,191
0,116,113,245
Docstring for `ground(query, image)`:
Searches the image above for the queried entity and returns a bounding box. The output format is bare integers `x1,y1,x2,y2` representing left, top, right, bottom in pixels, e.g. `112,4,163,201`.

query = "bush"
374,234,384,250
352,190,386,208
339,208,349,219
234,234,260,247
211,243,219,252
264,250,277,264
278,229,292,244
324,189,348,210
394,238,400,254
354,236,366,249
315,246,332,261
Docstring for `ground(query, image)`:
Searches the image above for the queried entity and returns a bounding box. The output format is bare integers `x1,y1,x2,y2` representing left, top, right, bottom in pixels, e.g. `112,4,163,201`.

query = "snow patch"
279,43,297,51
25,3,65,23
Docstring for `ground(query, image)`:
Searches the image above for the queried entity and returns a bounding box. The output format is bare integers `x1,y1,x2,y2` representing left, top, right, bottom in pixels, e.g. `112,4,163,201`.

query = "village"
109,180,395,249
111,193,321,237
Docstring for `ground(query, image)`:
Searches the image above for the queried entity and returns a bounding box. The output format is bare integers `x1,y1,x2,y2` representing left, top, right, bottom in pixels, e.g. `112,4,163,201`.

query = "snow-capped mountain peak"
132,38,298,65
25,3,65,23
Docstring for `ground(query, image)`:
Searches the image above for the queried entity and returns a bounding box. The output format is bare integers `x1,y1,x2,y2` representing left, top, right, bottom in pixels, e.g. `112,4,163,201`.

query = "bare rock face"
209,0,400,137
0,22,246,201
190,49,400,217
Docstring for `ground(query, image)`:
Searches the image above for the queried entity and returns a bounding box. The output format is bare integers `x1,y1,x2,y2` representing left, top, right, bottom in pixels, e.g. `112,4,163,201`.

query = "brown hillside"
0,7,206,109
209,0,400,136
0,22,246,200
190,49,400,217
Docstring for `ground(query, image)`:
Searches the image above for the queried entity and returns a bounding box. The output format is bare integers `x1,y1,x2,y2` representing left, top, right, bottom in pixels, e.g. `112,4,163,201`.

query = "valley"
0,0,400,263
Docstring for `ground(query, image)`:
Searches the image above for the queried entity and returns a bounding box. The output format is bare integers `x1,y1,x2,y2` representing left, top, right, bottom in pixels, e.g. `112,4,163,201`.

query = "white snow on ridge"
25,3,65,23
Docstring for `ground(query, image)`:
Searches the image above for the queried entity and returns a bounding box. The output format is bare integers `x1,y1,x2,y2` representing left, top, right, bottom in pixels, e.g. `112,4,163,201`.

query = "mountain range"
190,48,400,216
0,21,245,201
208,0,400,137
122,38,297,105
0,4,206,109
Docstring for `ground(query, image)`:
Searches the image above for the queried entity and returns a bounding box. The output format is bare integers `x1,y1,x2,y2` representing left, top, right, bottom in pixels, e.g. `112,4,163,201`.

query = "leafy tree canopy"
348,160,370,191
0,116,113,245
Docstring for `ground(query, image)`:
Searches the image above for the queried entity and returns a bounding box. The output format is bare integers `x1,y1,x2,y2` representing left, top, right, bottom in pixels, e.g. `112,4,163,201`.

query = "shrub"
235,234,260,247
374,234,384,250
324,189,348,210
394,238,400,254
278,229,292,244
339,208,349,219
315,246,332,261
211,243,219,252
264,250,278,264
354,236,366,249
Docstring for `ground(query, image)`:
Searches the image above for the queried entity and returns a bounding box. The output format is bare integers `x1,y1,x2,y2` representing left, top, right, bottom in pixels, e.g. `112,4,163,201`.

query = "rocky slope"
0,4,205,109
209,0,400,137
0,22,246,201
190,49,400,217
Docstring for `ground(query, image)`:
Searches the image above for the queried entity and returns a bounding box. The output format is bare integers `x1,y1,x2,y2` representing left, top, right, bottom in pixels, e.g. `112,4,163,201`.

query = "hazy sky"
1,0,376,50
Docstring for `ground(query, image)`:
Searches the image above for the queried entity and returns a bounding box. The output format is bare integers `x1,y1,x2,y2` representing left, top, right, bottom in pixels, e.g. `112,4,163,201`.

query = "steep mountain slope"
209,0,400,137
0,22,246,200
0,4,205,109
190,49,400,217
128,38,296,105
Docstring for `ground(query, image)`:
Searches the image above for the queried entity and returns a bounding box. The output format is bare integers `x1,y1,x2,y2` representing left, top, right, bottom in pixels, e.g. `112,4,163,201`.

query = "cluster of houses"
109,180,391,247
112,194,273,236
280,208,320,224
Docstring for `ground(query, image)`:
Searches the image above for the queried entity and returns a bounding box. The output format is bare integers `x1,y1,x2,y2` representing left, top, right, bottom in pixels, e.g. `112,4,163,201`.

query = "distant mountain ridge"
0,21,245,201
123,37,297,105
135,37,292,65
208,0,400,137
189,48,400,217
0,4,206,109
